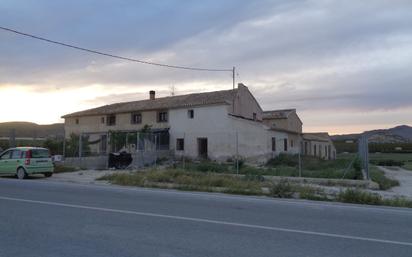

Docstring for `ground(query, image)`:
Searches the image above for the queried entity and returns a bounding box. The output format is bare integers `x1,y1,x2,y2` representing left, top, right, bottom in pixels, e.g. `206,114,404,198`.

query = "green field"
369,153,412,171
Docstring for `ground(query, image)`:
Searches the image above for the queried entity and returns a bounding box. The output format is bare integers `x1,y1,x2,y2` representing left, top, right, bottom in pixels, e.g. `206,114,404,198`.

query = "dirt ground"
378,166,412,197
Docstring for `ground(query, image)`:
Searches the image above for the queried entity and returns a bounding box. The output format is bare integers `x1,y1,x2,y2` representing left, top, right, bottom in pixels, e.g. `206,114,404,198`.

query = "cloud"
0,0,411,132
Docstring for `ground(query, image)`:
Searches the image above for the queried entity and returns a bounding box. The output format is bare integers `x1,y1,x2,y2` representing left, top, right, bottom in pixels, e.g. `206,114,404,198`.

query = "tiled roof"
262,109,296,119
62,89,237,118
302,132,331,142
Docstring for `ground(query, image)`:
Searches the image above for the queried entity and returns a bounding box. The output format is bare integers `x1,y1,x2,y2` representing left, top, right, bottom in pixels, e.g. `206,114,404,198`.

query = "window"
253,112,257,121
188,109,194,119
157,111,168,122
291,140,294,148
11,150,22,159
0,151,11,160
75,118,79,125
271,137,276,151
176,138,184,151
131,113,142,124
284,138,288,151
314,145,317,156
107,115,116,126
101,117,105,124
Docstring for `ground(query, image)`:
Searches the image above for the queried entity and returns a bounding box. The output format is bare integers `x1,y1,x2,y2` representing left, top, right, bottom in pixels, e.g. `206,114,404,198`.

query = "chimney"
149,90,155,100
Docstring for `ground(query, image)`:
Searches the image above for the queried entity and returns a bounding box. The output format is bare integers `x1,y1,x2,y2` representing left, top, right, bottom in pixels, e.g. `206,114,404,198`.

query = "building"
302,132,336,160
62,84,289,163
62,83,337,166
262,109,303,154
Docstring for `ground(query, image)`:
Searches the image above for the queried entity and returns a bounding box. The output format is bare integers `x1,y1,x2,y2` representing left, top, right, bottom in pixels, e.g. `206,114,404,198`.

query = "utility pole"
232,66,235,90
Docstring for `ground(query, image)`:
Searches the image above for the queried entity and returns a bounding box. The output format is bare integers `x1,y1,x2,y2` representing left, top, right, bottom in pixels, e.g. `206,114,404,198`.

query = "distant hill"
332,125,412,143
0,122,64,138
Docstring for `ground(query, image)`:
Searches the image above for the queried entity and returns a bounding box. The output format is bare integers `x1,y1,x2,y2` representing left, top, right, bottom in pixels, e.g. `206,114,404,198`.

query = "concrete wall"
63,150,173,170
64,156,108,170
303,140,337,160
262,111,302,133
169,105,288,163
231,84,263,121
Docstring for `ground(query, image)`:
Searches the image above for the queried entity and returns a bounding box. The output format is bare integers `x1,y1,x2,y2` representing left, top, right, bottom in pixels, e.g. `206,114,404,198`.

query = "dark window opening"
101,117,105,124
284,138,288,151
291,140,294,148
188,109,194,119
198,138,208,158
253,112,257,121
176,138,184,151
131,113,142,124
107,115,116,126
154,131,170,150
75,118,79,125
271,137,276,151
100,135,107,153
157,111,168,123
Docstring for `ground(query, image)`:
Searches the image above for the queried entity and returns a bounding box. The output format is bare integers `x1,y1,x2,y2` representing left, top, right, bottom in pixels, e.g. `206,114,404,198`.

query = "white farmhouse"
62,83,289,163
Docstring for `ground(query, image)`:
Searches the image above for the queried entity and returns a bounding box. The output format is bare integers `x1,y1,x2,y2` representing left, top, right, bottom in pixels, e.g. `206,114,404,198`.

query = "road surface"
1,178,412,257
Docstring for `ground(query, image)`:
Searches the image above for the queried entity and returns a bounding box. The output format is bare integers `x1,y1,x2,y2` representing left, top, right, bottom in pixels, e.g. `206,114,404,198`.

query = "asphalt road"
1,178,412,257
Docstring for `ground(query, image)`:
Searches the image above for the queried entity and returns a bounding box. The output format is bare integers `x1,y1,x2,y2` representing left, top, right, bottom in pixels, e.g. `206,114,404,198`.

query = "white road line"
1,195,412,247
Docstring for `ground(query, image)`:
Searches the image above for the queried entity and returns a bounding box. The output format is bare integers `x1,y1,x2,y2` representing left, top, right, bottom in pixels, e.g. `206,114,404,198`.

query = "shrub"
269,179,294,198
337,189,382,205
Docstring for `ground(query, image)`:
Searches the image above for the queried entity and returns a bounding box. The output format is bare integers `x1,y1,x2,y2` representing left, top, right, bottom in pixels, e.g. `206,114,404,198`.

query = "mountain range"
331,125,412,143
0,122,64,138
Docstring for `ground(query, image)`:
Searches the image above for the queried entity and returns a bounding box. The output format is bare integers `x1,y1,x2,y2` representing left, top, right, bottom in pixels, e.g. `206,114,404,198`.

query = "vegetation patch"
369,166,400,190
98,169,265,195
337,189,412,208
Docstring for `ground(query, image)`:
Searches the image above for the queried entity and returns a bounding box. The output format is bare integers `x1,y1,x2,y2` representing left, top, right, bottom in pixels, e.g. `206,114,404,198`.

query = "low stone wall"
63,156,108,170
130,150,173,168
63,150,173,170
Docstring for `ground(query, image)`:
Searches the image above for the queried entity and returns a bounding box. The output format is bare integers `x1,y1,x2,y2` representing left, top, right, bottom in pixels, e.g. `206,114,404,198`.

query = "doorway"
197,138,208,159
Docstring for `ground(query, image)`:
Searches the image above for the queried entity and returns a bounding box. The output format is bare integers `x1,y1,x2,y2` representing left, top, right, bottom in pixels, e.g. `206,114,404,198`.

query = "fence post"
298,150,302,177
79,134,82,158
236,131,239,175
183,132,186,169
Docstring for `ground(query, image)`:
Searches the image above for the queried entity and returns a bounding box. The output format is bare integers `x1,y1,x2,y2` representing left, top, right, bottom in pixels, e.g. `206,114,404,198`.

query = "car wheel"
44,172,53,178
17,168,27,180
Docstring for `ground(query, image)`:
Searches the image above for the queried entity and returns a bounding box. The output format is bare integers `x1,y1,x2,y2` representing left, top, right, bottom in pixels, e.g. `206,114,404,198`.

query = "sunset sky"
1,0,411,134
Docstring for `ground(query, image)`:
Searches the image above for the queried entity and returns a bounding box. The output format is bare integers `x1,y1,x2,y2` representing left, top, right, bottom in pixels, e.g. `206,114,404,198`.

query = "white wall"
169,105,288,162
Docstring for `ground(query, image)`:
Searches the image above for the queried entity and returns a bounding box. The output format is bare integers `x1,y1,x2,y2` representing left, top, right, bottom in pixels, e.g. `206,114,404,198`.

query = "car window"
31,149,50,158
0,151,11,160
11,150,22,159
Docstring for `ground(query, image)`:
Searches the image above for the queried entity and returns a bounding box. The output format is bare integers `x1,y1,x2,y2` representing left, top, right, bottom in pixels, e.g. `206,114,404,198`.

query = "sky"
0,0,411,134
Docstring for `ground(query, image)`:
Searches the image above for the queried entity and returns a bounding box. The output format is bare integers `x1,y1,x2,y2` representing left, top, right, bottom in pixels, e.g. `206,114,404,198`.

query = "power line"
0,26,233,72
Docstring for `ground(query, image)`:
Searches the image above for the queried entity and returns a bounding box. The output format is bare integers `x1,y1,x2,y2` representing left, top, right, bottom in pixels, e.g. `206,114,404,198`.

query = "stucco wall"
231,84,263,121
64,110,169,138
169,105,288,162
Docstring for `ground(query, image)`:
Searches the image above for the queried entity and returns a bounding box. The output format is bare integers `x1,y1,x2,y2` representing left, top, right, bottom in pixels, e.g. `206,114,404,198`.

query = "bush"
337,189,382,205
269,180,294,198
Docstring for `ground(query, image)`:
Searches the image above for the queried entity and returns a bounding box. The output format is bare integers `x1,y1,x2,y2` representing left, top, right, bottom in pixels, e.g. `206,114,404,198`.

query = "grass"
265,154,363,180
98,169,412,208
174,154,363,180
337,189,412,208
369,166,400,190
98,169,266,195
404,162,412,171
